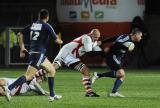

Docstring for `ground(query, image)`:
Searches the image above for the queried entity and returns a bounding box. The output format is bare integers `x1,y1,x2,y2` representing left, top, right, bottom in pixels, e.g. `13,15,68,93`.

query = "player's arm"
55,35,63,45
30,79,46,95
101,36,117,44
83,44,106,57
46,23,63,45
17,32,25,49
83,35,93,52
82,36,106,57
17,32,28,58
115,42,129,51
83,51,106,57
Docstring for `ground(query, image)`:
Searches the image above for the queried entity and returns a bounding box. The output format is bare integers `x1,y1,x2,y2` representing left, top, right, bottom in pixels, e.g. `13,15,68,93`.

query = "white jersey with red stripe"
0,78,36,95
54,34,101,66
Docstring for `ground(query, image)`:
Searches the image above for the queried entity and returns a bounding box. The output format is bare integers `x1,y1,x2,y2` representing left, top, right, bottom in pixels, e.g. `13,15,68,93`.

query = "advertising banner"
56,0,145,22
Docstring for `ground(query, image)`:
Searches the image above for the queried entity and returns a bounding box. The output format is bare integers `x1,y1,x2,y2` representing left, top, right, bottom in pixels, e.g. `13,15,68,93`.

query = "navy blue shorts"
29,53,46,69
105,54,122,71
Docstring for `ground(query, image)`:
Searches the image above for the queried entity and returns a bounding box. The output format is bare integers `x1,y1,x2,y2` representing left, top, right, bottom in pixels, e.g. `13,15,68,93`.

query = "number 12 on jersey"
30,31,40,40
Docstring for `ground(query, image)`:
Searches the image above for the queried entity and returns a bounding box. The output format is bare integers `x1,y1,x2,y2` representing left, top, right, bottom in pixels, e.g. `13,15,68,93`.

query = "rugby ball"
123,42,135,51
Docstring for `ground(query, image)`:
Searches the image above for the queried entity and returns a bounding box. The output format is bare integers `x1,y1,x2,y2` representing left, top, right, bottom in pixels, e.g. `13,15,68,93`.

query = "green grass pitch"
0,68,160,108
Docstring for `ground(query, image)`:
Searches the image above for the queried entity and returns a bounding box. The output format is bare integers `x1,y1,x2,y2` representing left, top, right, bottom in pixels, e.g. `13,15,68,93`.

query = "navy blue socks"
112,79,122,93
48,77,55,97
8,75,27,90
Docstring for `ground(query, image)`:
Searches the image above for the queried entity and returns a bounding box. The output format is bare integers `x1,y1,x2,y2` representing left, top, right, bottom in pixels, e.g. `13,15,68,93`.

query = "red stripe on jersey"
72,36,83,57
15,85,22,95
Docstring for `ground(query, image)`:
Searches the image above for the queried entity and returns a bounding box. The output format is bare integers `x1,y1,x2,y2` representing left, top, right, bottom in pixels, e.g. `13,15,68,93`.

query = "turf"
0,68,160,108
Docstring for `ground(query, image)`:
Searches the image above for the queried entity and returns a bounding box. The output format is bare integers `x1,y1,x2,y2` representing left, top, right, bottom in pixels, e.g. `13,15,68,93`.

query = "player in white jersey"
54,29,102,97
0,70,48,96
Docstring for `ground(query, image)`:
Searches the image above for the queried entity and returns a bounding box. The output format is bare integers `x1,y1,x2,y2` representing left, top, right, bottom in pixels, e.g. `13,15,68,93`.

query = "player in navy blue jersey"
91,29,142,97
4,9,63,101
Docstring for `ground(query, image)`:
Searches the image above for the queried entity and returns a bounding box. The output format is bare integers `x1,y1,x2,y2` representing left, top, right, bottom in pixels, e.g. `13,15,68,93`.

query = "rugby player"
4,9,63,101
0,70,48,96
53,29,102,97
92,29,142,97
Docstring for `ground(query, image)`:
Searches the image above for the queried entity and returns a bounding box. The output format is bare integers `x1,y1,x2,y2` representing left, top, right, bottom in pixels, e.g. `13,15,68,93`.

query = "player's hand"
55,38,63,45
20,47,28,58
123,42,135,52
103,47,110,53
44,91,49,96
97,41,102,46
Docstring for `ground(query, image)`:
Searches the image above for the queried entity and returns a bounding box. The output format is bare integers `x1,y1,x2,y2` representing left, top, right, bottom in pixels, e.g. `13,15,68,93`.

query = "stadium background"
0,0,160,68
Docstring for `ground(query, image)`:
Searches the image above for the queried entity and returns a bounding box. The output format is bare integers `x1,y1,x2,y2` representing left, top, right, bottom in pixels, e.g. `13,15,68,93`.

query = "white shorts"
54,47,80,67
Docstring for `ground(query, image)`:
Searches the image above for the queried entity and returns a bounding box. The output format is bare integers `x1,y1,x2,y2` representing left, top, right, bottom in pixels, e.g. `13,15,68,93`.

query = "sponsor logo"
69,11,77,19
61,0,117,12
81,11,90,19
95,11,104,19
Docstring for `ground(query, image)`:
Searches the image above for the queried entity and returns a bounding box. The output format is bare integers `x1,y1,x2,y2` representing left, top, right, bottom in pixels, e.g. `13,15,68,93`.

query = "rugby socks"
48,77,55,97
8,75,27,91
82,77,92,93
97,71,116,78
112,79,122,93
35,69,45,78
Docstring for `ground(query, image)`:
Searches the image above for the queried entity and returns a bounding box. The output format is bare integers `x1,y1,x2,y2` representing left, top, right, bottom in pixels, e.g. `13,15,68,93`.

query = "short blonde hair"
90,29,100,37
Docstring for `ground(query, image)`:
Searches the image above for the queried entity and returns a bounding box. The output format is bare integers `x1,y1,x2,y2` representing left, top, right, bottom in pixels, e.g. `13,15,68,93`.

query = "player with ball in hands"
92,28,142,97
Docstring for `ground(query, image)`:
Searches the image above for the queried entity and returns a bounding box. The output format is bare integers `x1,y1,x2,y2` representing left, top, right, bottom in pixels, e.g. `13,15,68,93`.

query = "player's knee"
25,75,33,81
48,72,55,77
41,62,56,76
117,69,125,78
81,66,90,76
45,68,56,77
74,63,90,76
53,61,62,70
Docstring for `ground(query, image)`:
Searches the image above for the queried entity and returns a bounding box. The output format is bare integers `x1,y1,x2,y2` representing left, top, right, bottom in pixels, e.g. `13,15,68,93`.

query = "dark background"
0,0,160,68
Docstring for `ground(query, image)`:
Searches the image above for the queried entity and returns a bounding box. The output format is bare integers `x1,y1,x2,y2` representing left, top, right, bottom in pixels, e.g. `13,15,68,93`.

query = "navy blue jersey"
103,34,133,70
23,20,57,53
109,34,133,58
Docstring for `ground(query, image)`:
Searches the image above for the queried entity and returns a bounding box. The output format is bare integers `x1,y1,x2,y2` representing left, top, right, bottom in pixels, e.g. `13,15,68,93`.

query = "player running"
4,9,63,101
53,29,102,97
92,29,142,97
